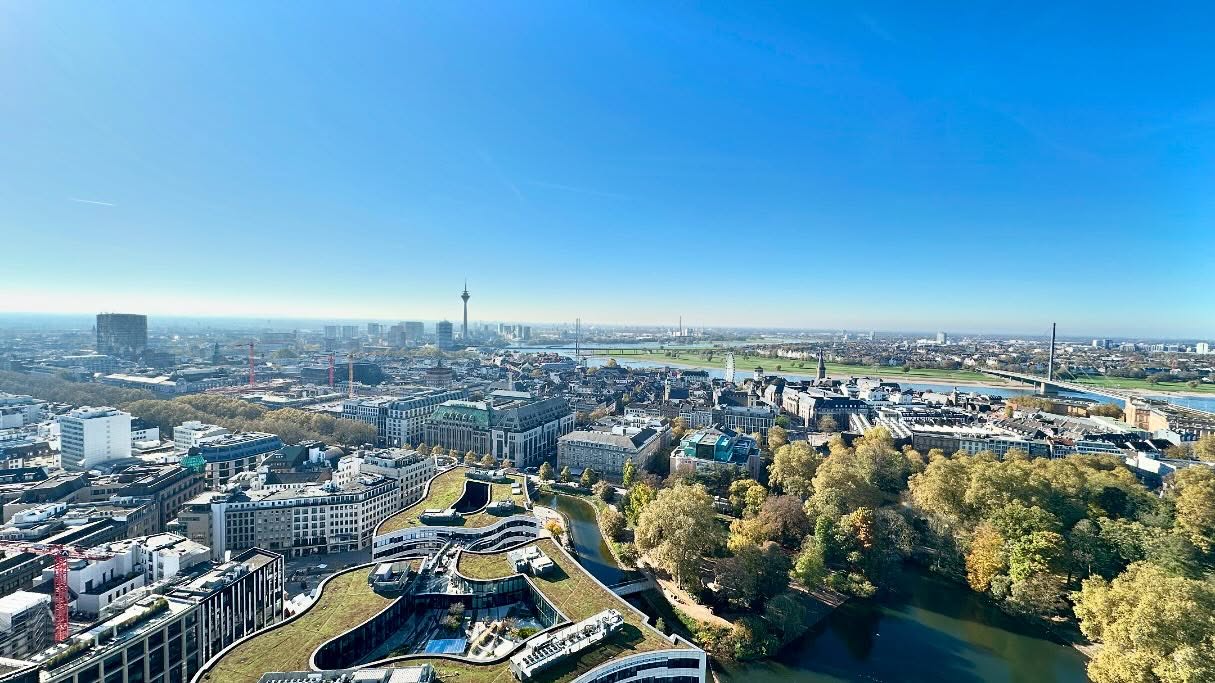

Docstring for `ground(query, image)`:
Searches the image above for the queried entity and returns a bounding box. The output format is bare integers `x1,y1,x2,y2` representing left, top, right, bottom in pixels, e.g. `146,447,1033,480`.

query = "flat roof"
377,468,528,534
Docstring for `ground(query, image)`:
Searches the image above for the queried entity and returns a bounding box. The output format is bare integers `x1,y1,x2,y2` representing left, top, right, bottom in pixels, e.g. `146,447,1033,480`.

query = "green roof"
377,468,530,534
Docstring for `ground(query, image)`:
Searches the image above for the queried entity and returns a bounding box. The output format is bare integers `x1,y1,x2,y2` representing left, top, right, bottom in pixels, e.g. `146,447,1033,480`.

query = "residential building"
79,464,205,534
95,313,147,360
56,532,210,617
0,395,44,430
58,407,132,472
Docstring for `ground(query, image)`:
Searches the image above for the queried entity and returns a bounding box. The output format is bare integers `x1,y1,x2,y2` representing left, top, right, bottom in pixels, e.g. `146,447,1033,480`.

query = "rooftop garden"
379,469,531,534
201,567,394,683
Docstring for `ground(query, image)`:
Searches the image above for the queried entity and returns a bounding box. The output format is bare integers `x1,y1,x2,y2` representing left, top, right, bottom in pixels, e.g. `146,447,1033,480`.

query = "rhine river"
537,491,1089,683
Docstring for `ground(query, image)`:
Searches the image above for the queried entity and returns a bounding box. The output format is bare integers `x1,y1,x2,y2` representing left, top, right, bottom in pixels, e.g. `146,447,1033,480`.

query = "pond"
533,491,633,587
716,567,1089,683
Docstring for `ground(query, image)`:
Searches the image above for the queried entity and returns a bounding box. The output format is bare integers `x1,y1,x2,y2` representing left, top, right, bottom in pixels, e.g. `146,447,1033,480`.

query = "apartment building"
188,432,283,490
354,448,436,506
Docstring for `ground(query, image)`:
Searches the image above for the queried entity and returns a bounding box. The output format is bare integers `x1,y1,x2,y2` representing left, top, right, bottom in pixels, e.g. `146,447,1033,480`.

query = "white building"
0,590,52,659
51,532,209,617
558,424,670,479
0,393,46,429
173,421,231,450
355,448,437,506
58,407,132,472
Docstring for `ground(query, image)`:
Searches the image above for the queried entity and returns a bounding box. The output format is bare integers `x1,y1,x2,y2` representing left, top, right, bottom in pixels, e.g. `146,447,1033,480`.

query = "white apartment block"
58,406,132,472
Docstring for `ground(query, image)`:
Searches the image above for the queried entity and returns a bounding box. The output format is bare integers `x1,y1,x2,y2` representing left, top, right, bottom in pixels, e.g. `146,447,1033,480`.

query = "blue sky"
1,2,1211,337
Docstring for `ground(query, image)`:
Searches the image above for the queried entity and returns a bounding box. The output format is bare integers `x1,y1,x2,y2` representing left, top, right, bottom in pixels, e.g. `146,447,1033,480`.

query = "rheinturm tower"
461,281,470,340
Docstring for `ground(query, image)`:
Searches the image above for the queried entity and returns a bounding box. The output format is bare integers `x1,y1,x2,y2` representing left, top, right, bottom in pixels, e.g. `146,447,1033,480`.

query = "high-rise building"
366,322,382,338
935,331,948,345
58,406,132,472
323,325,339,339
461,281,471,341
340,325,358,340
436,321,454,350
96,313,147,360
1197,342,1210,355
404,321,424,343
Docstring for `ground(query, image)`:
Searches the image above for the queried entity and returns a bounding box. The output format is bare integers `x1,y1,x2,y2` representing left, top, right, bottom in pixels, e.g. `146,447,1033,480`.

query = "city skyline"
2,3,1212,335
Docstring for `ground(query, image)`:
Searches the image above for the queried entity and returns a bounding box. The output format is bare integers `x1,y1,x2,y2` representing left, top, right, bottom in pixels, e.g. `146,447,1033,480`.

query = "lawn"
202,567,394,683
456,550,517,580
380,469,533,533
1070,375,1215,394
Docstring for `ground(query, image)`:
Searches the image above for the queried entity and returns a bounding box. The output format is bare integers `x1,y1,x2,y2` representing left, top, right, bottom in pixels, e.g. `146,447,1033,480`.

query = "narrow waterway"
534,491,632,586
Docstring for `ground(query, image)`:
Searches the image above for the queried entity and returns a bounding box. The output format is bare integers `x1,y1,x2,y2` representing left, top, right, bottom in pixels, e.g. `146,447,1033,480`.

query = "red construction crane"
0,541,117,642
248,341,256,386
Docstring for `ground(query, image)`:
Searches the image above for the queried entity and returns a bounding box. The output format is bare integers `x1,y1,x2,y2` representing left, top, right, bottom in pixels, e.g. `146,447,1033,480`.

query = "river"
538,491,1089,683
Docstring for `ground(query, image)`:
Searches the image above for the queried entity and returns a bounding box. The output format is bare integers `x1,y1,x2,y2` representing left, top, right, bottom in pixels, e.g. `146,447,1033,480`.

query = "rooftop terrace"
377,468,529,534
200,540,683,683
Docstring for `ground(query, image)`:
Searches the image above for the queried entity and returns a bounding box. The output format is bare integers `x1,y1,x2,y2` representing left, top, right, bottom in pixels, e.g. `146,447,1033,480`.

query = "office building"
436,321,454,350
174,474,399,559
81,464,205,533
340,325,358,340
366,322,382,338
188,432,283,490
935,331,948,345
172,422,231,451
424,392,574,467
0,592,52,660
669,426,763,480
0,395,45,430
58,407,132,472
323,325,339,339
558,423,670,479
404,321,424,343
381,388,468,446
1198,342,1210,355
354,448,436,506
95,313,147,360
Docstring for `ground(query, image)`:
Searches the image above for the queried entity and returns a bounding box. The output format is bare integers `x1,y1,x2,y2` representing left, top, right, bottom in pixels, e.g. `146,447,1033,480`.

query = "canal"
539,489,1089,683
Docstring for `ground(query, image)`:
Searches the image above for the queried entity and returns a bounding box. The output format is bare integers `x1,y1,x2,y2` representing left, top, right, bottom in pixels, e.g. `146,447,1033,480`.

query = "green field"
603,351,996,384
1069,375,1215,395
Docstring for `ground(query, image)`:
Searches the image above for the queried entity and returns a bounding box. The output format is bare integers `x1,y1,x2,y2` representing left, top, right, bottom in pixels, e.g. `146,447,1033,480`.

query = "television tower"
461,280,470,341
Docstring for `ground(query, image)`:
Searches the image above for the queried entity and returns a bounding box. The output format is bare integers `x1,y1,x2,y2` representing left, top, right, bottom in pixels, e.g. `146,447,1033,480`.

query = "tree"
1074,562,1215,683
754,495,811,549
464,452,477,466
416,443,430,456
767,442,823,499
671,416,689,440
715,541,790,609
1173,469,1215,552
1088,403,1124,419
1194,433,1215,462
1007,531,1065,583
763,593,810,646
727,479,767,517
774,415,791,429
635,483,722,586
966,522,1005,592
622,459,637,487
817,415,838,433
538,462,554,481
480,453,497,468
599,507,626,541
767,424,789,451
594,480,615,503
793,538,827,589
625,482,656,524
559,466,572,483
580,467,600,488
1006,573,1068,618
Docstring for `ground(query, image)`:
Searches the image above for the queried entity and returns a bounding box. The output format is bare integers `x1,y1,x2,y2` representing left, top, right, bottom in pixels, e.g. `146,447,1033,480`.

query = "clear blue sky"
1,2,1211,337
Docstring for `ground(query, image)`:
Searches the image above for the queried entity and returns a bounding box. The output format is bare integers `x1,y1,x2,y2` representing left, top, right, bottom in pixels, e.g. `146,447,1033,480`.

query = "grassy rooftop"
379,469,530,534
201,567,394,683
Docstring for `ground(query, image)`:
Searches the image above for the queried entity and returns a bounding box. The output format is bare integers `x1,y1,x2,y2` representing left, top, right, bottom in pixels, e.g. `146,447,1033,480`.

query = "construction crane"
0,541,117,642
328,353,335,388
348,354,356,398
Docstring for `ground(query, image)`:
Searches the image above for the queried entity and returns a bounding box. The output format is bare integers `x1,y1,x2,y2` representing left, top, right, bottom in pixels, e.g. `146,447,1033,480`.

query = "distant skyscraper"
323,325,339,339
1197,342,1210,355
96,313,147,360
340,325,358,340
461,281,470,341
367,322,382,338
724,352,736,384
936,331,948,345
404,321,424,343
436,321,454,350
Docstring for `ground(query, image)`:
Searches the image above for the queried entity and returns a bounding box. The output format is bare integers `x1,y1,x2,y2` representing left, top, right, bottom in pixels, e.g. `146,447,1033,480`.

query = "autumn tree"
966,522,1005,592
538,462,553,481
1074,562,1215,683
580,467,600,488
767,424,789,451
625,482,656,525
635,483,722,586
767,441,822,499
621,459,637,487
559,465,572,483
